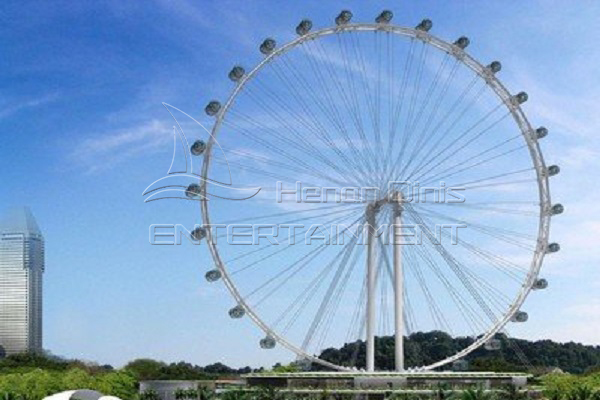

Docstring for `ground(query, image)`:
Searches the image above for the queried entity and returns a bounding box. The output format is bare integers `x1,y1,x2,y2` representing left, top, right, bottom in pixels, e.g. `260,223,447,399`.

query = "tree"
95,371,137,399
124,359,167,380
460,388,495,400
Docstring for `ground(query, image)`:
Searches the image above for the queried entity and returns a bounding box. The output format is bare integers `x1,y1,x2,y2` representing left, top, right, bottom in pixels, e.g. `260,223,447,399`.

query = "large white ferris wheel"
189,10,563,372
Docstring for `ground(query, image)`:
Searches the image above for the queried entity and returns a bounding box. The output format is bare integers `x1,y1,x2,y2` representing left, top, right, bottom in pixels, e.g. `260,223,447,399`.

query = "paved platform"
243,371,531,391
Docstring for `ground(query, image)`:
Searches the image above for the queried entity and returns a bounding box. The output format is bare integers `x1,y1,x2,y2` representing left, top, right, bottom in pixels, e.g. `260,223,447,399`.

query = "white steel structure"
0,207,44,357
186,10,562,371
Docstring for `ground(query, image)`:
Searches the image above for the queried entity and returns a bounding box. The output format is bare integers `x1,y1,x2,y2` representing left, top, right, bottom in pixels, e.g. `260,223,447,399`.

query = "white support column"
366,207,377,372
393,199,404,371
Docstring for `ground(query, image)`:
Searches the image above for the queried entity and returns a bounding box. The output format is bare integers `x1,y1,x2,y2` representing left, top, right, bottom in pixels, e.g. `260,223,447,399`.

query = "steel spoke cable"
412,241,485,336
404,204,500,327
395,59,462,181
336,32,378,177
283,43,373,184
424,216,527,290
383,68,485,192
442,167,535,190
417,135,525,185
315,240,364,352
397,53,455,179
404,246,452,333
301,225,367,351
213,147,351,189
220,208,363,271
223,115,351,185
386,38,416,174
415,205,537,249
348,30,383,181
395,82,490,182
239,86,353,182
282,46,373,183
267,63,369,183
279,235,362,335
411,207,528,282
388,40,429,188
405,107,510,183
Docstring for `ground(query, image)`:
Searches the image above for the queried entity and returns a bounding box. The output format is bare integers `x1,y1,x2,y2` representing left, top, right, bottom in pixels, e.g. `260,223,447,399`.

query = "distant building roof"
0,206,42,236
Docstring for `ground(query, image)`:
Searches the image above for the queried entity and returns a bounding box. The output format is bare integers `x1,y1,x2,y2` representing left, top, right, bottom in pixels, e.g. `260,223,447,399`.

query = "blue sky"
1,0,599,368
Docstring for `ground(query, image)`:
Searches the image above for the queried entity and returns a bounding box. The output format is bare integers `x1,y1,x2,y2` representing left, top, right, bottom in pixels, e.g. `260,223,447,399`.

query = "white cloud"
72,119,172,173
0,93,59,120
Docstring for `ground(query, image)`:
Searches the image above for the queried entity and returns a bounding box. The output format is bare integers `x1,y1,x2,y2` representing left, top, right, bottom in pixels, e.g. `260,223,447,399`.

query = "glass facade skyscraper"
0,207,44,357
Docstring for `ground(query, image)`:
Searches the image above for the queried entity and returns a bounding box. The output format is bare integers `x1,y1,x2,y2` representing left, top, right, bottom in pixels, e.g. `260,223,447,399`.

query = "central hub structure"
365,192,405,372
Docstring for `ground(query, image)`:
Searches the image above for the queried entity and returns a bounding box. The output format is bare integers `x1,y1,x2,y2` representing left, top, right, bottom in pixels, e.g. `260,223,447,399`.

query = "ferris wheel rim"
199,21,552,372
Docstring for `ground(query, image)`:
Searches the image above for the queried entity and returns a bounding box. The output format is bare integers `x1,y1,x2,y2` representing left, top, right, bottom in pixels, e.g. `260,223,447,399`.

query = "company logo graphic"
142,103,261,202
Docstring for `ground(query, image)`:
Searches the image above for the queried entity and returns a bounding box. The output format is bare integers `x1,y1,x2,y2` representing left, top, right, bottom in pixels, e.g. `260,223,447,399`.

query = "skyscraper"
0,207,44,357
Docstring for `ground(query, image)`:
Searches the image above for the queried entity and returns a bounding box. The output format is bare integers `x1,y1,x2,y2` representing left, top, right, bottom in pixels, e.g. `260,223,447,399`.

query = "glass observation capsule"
454,36,470,49
511,311,529,323
228,66,245,82
229,305,245,319
488,61,502,74
190,140,206,156
260,38,276,55
375,10,393,24
185,183,201,199
205,269,222,282
515,91,528,104
550,204,564,215
416,19,433,32
259,336,276,349
335,10,352,25
547,165,560,176
205,101,221,116
547,243,560,253
484,339,502,351
536,126,548,139
191,227,206,241
296,19,312,36
533,278,548,290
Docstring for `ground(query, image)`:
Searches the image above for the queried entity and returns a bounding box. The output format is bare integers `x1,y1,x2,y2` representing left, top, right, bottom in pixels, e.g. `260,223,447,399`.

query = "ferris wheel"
189,10,562,372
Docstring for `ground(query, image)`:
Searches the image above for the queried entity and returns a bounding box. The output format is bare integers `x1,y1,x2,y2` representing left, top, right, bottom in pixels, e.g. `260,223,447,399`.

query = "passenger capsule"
190,140,206,156
229,305,245,319
515,92,528,104
259,38,276,55
454,36,470,49
416,19,433,32
185,183,201,199
550,204,564,215
335,10,353,25
375,10,393,24
484,339,502,351
533,278,548,290
547,242,560,253
205,101,221,116
296,19,312,36
205,269,221,282
191,227,206,241
511,311,528,323
259,336,276,349
228,66,245,82
547,165,560,176
488,61,502,74
536,126,548,139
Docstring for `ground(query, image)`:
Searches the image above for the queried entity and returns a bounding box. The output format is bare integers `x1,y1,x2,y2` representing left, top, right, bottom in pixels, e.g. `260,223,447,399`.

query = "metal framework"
197,15,557,372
